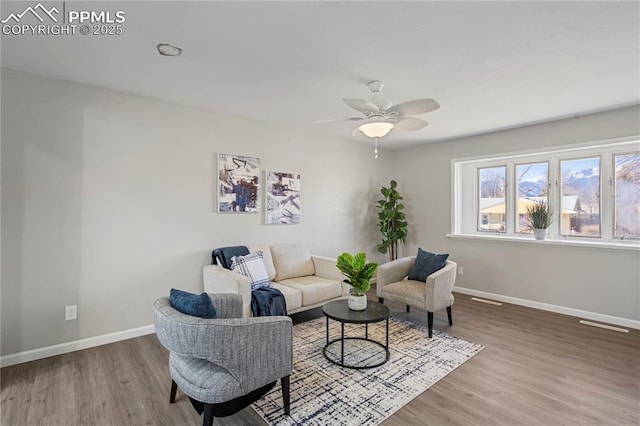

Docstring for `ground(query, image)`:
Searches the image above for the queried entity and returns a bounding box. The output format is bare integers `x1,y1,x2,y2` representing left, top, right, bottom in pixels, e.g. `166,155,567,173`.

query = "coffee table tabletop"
322,299,390,324
322,299,390,369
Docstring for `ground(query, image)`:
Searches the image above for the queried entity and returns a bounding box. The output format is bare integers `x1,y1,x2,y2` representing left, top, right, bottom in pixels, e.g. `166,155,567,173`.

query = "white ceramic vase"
533,228,548,240
348,293,368,311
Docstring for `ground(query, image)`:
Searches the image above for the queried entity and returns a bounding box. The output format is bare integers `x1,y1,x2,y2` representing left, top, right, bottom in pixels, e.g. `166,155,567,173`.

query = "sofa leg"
281,375,290,415
203,404,214,426
427,312,434,338
406,305,410,313
170,380,178,403
378,297,384,304
447,306,453,326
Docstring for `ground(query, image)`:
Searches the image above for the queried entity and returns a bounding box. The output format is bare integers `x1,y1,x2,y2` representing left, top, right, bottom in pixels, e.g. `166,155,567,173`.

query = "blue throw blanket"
251,287,287,317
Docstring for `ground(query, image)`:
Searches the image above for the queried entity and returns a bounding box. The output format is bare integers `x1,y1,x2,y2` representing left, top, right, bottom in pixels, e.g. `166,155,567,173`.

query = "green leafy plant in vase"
525,201,553,240
336,252,378,311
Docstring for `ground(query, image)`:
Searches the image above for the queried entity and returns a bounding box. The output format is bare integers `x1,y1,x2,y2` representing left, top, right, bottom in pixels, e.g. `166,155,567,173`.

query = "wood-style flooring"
2,292,639,425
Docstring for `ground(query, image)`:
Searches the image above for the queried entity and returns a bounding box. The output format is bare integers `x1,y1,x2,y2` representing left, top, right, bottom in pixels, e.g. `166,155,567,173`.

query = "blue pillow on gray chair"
407,248,449,282
169,288,217,319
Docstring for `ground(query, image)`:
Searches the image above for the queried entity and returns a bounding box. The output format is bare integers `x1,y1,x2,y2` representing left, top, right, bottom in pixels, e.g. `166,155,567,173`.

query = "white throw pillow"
231,251,272,290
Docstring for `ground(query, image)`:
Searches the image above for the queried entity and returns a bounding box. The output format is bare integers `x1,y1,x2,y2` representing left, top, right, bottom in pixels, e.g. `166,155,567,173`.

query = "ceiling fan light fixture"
358,122,394,138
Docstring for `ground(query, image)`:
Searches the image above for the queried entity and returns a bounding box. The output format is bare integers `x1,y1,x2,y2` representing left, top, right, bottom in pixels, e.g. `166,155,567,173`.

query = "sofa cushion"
271,243,315,282
380,280,454,309
248,243,276,281
170,353,243,403
380,280,426,305
169,288,217,319
271,283,303,311
277,276,342,306
230,252,272,290
407,248,449,282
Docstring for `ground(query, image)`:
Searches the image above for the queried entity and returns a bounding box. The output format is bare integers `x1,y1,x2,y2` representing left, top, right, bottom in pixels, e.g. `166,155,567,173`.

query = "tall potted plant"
377,180,408,261
525,201,553,240
336,252,378,311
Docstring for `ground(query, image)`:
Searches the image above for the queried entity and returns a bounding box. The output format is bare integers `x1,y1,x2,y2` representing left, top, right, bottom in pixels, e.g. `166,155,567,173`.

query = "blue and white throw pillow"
231,251,272,290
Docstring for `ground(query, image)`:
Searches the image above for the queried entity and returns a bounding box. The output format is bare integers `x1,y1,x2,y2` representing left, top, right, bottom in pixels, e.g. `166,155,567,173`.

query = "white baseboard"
0,324,156,368
3,289,638,368
454,286,640,330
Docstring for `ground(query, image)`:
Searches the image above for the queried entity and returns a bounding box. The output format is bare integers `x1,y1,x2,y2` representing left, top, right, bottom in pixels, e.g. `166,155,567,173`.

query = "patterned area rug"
252,316,484,425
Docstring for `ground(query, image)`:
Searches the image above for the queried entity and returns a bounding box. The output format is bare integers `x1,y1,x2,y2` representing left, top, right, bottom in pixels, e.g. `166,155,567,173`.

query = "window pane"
478,166,506,232
614,152,640,239
560,157,600,236
516,162,549,233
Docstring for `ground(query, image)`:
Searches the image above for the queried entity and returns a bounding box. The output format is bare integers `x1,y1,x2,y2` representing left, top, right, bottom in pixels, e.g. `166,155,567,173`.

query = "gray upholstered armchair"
376,257,457,338
153,293,293,425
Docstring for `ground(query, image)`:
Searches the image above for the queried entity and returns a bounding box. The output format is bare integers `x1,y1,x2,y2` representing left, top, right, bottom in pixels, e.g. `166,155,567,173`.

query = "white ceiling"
2,1,639,149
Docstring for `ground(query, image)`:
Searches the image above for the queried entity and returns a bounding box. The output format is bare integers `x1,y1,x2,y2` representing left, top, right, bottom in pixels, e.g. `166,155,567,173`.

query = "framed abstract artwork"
217,153,260,213
265,171,301,224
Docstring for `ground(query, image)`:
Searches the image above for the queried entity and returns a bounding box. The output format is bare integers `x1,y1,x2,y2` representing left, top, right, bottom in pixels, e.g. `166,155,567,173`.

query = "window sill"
446,233,640,252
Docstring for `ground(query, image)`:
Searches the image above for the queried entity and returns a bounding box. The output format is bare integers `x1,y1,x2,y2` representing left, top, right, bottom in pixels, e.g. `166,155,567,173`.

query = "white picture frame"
265,171,301,224
217,153,260,213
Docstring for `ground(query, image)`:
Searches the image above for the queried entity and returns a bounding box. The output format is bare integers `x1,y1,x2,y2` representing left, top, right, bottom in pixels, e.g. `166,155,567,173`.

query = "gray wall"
391,105,640,321
1,69,392,356
2,68,638,359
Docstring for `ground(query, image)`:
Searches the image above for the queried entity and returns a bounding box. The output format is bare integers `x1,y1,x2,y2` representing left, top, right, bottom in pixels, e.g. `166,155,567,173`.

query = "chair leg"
378,297,384,304
281,375,290,415
447,306,453,326
406,305,410,313
203,404,215,426
170,380,178,403
427,312,434,338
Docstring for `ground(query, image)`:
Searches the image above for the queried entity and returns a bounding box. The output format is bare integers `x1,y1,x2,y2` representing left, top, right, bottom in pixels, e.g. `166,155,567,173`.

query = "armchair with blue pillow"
376,248,457,338
154,291,292,426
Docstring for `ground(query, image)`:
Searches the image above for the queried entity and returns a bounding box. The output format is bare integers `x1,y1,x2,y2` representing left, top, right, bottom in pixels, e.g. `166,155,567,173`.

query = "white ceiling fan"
317,80,440,139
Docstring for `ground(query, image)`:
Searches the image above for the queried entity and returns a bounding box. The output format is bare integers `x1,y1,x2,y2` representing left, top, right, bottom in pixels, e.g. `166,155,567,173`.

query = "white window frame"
450,136,640,251
514,160,550,234
558,154,602,238
613,151,640,240
477,165,507,233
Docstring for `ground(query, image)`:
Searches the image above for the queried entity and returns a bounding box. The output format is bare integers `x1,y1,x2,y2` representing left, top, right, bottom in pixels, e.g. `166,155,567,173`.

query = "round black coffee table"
322,299,390,369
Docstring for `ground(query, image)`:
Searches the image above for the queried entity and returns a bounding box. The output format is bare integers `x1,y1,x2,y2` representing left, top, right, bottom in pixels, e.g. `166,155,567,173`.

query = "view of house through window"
478,166,506,232
615,153,640,239
515,162,549,233
456,139,639,245
560,157,601,237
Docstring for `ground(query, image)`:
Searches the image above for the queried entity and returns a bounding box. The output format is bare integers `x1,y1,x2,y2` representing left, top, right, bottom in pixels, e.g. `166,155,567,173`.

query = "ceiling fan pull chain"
374,137,379,159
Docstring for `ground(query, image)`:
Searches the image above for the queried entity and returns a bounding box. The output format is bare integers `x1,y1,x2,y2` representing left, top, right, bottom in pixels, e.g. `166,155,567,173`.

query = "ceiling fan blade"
343,98,380,114
393,116,429,131
314,117,365,123
385,98,440,116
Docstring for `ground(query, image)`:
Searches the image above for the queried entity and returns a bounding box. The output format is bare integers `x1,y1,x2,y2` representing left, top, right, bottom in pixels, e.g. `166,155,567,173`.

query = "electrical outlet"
457,266,464,276
65,305,77,321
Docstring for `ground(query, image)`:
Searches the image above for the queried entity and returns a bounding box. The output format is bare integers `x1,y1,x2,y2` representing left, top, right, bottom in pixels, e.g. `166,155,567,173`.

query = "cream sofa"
203,243,348,318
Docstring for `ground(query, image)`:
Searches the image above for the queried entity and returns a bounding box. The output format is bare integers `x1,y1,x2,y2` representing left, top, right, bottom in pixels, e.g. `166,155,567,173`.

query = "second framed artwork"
265,171,301,224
